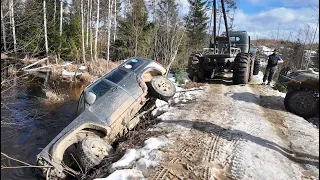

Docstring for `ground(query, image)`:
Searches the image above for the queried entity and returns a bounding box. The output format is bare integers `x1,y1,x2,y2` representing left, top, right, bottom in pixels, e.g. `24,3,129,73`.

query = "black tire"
284,90,319,118
232,53,251,85
150,76,176,101
253,60,260,75
78,135,114,170
188,53,205,82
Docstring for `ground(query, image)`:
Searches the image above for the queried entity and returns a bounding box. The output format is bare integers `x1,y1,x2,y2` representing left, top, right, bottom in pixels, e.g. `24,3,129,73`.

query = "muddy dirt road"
107,74,319,180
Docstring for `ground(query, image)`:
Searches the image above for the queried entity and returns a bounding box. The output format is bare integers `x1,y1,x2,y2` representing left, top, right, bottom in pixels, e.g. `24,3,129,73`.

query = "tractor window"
230,36,240,42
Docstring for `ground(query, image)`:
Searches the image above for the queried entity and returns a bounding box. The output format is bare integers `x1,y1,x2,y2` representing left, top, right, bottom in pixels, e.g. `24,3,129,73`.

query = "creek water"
1,72,89,180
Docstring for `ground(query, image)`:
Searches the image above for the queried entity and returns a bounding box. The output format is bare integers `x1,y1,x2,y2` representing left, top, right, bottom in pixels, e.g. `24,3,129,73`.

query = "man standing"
262,49,284,85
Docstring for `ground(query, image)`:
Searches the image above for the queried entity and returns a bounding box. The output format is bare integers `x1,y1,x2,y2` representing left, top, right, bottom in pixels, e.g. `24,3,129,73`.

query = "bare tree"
59,0,63,61
113,0,117,42
81,0,86,63
43,0,49,63
152,0,158,60
9,0,16,55
106,0,113,66
1,5,7,52
86,0,89,47
53,0,56,24
300,25,311,69
94,0,100,61
305,22,319,69
89,0,93,61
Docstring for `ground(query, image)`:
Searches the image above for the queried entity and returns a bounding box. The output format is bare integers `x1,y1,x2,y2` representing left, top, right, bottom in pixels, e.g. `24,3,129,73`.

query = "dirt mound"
181,81,202,89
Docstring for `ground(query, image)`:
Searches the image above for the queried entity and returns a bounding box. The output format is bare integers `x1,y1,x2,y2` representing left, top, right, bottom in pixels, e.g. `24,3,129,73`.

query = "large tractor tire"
284,89,319,118
187,53,205,82
232,53,251,85
253,60,261,75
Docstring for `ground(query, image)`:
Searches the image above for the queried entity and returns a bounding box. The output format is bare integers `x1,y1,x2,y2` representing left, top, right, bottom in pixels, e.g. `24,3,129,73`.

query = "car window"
123,59,144,70
105,69,128,83
76,92,85,116
90,80,112,98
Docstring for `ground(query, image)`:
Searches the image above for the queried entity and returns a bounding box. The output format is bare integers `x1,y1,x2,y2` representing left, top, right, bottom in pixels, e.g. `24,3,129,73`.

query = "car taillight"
154,60,163,67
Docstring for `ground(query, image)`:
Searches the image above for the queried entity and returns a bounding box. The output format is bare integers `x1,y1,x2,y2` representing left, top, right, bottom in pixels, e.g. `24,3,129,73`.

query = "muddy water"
1,74,89,180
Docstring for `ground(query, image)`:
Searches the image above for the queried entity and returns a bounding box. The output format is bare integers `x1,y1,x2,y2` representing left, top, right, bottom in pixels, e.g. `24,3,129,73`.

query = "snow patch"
109,137,167,173
251,71,264,84
173,87,204,104
94,169,144,180
155,99,168,108
111,149,137,169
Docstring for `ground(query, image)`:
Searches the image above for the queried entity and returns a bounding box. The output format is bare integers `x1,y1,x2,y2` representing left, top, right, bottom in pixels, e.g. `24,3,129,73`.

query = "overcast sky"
176,0,319,42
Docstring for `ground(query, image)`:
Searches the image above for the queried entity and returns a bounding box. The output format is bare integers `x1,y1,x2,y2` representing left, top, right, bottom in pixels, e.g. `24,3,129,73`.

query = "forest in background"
1,0,319,72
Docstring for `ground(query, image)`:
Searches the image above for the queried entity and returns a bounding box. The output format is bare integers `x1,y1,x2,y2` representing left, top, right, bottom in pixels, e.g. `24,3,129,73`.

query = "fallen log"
21,57,48,70
23,65,51,72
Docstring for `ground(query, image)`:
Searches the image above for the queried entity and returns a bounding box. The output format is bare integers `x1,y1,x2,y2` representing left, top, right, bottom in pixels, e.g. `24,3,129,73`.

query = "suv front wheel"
77,134,114,170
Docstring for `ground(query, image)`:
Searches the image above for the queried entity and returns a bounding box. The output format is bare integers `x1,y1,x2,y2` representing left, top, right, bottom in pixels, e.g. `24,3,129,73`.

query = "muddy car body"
36,57,176,178
279,67,319,118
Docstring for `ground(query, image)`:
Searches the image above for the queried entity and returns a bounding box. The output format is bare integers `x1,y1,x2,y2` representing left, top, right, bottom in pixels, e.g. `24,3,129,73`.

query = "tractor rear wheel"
232,53,251,84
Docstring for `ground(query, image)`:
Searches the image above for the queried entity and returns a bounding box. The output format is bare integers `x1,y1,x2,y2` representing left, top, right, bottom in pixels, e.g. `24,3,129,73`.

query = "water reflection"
1,73,89,180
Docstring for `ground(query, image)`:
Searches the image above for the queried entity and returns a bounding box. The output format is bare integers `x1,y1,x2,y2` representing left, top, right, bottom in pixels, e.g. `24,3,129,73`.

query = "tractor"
187,0,260,84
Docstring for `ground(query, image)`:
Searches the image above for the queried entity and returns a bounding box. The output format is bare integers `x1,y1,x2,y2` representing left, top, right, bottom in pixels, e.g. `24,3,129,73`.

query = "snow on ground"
94,169,144,180
251,71,286,98
99,137,168,180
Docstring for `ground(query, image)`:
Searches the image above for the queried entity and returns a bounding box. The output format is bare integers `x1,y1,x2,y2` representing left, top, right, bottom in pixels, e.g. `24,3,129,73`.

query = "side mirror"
85,91,96,105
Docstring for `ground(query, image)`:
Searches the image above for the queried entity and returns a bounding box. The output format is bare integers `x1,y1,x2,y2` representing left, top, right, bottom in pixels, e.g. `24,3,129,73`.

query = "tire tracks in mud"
151,84,245,180
249,85,320,178
149,81,318,180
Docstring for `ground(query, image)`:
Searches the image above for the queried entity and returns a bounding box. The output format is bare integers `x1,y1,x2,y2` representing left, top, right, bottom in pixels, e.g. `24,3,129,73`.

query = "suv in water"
279,67,319,119
36,57,176,179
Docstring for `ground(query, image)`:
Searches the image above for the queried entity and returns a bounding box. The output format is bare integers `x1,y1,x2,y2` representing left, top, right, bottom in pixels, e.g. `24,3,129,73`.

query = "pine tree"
111,0,151,60
185,0,209,51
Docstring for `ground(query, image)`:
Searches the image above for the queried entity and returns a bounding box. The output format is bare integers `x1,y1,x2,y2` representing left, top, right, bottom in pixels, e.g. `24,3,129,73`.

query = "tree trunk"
134,30,138,56
86,0,89,48
106,0,113,68
43,0,49,64
59,0,63,61
94,0,100,61
1,5,7,52
113,0,117,42
53,0,56,24
153,0,157,60
81,0,86,63
9,0,17,55
89,0,93,61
